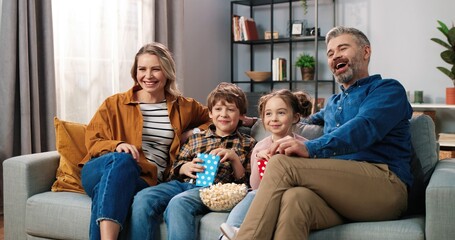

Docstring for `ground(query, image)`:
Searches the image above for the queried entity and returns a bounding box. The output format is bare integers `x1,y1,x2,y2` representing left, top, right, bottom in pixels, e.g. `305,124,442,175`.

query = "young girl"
220,89,313,240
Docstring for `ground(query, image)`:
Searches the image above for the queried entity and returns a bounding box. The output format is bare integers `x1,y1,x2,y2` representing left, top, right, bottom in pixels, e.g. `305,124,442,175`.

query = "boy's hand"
211,148,245,180
179,158,205,179
210,148,240,163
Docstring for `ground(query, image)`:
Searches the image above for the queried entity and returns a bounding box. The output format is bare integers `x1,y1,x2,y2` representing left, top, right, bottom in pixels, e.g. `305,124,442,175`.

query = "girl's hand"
179,158,205,179
256,149,271,160
116,143,140,161
268,135,309,158
210,148,240,163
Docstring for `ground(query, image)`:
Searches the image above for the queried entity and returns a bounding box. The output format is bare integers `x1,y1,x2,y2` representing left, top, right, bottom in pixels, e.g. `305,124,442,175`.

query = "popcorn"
199,183,248,211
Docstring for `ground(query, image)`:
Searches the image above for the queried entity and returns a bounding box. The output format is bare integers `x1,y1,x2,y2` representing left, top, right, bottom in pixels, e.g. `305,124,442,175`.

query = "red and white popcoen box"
257,159,268,179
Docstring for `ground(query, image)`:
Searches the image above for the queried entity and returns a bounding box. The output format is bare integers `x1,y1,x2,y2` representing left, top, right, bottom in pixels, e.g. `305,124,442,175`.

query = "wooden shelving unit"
230,0,336,115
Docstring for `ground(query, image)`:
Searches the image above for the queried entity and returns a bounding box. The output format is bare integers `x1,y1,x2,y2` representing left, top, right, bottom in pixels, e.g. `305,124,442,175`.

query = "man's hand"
268,136,310,158
116,143,140,161
179,158,205,179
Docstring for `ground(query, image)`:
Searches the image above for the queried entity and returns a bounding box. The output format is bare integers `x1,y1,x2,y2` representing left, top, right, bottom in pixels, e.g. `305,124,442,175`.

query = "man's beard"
334,67,353,84
333,55,361,85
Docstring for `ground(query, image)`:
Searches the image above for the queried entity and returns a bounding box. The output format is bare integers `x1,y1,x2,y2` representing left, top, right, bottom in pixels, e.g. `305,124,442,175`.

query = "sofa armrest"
3,151,60,240
425,159,455,240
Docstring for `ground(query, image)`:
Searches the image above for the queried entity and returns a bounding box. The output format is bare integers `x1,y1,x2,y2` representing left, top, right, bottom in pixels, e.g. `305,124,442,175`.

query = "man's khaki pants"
236,155,408,240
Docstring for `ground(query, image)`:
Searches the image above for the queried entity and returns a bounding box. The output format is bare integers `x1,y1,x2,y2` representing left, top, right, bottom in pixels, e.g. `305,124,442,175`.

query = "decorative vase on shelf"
446,88,455,104
300,67,314,81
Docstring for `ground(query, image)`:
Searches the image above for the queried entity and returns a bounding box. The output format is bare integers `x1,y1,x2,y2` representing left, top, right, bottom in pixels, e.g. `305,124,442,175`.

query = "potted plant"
296,53,315,81
431,20,455,104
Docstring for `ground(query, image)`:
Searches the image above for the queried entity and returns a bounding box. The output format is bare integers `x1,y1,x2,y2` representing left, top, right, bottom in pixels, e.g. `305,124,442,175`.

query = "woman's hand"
241,116,257,127
268,135,309,158
180,129,194,145
179,158,205,179
116,143,140,161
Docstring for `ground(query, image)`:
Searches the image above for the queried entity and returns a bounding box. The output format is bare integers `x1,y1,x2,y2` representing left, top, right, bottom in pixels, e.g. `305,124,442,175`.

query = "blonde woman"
80,42,211,240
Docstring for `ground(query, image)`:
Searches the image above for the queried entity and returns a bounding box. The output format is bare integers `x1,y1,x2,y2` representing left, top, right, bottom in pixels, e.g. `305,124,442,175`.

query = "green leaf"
441,50,455,64
295,54,315,68
448,27,455,47
437,20,449,35
433,20,455,82
431,37,452,49
437,66,455,79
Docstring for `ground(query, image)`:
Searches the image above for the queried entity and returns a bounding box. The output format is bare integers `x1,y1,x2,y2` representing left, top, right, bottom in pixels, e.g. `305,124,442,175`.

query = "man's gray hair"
325,26,370,47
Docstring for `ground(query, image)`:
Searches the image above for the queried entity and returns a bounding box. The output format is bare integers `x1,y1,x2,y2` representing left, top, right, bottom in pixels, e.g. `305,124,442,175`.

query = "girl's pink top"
249,134,307,189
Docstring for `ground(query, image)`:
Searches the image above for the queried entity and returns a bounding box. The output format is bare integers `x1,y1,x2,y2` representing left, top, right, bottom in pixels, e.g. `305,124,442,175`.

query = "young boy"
127,82,256,240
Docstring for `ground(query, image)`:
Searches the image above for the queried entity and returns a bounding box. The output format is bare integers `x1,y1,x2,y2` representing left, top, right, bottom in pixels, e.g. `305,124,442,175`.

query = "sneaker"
219,235,230,240
220,223,239,240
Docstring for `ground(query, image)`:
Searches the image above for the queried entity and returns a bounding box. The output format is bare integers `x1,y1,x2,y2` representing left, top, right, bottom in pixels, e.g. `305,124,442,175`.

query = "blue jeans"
128,180,209,240
81,152,148,240
225,190,257,228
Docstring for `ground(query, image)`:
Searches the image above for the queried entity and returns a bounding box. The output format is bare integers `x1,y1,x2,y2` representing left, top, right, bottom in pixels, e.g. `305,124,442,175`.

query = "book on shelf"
232,15,241,42
272,58,287,81
244,18,259,41
239,16,247,41
232,15,258,41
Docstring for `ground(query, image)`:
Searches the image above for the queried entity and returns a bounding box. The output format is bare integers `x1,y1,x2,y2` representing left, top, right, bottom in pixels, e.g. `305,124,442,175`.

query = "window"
52,0,154,123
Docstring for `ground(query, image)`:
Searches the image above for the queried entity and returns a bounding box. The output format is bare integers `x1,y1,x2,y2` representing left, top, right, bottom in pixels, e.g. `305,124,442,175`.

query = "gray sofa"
4,114,455,240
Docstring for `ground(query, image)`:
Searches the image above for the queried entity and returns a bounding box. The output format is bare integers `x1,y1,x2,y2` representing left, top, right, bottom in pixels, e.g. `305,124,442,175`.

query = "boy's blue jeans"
81,152,148,240
128,180,210,240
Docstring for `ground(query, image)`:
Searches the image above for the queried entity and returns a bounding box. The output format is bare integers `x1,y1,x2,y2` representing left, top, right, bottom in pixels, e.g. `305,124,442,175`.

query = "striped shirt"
171,124,256,185
140,101,174,182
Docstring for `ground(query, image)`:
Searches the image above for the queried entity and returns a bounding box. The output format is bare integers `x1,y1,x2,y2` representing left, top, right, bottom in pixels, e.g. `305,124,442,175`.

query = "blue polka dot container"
195,153,220,187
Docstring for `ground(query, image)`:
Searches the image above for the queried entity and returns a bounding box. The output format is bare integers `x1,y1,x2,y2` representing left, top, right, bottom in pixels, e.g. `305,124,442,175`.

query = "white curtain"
52,0,155,124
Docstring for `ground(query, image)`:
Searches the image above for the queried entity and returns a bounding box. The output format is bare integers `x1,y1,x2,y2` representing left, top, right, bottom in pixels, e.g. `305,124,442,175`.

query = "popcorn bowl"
200,183,248,211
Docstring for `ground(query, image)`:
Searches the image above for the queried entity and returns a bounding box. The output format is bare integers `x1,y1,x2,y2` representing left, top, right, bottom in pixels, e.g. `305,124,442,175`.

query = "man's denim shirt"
304,74,413,187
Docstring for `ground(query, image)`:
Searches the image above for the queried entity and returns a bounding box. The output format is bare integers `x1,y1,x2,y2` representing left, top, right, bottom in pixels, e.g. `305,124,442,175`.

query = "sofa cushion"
250,119,323,142
309,216,425,240
26,192,91,239
405,114,438,215
199,212,229,240
51,117,86,193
